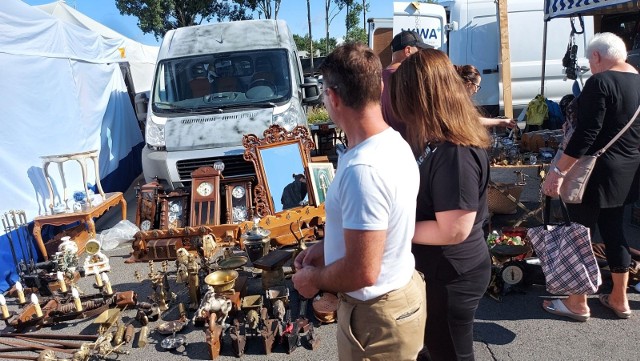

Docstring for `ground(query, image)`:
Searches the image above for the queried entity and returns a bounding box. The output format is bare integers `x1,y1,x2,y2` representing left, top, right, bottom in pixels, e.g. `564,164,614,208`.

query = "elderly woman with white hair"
542,32,640,321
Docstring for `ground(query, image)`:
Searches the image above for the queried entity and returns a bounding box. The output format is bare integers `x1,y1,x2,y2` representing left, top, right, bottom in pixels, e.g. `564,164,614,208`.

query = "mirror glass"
259,142,308,213
243,125,315,216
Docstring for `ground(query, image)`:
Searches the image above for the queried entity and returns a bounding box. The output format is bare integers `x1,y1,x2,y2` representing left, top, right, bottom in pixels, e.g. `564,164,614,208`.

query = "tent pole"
541,20,548,97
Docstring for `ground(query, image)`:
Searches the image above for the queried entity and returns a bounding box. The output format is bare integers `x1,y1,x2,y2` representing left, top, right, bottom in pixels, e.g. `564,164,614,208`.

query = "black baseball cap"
390,30,434,52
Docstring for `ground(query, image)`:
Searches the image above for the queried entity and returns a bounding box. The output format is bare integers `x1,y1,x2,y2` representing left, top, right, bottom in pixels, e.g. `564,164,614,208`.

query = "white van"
137,19,320,189
369,1,593,115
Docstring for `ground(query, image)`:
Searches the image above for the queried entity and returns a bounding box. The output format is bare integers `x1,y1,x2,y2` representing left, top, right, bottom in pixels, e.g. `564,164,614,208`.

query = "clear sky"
22,0,394,46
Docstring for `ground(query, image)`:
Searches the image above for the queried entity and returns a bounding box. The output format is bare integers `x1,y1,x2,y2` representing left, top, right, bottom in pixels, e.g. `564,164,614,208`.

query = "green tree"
316,36,338,56
246,0,282,19
115,0,254,40
344,27,367,44
293,34,312,54
344,1,363,33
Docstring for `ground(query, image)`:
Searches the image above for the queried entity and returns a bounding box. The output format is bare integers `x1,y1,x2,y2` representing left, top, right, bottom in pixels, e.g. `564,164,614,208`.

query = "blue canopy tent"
541,0,640,93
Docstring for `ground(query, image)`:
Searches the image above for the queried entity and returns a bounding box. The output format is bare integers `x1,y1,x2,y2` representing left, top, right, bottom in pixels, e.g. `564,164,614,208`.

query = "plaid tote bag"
527,197,602,295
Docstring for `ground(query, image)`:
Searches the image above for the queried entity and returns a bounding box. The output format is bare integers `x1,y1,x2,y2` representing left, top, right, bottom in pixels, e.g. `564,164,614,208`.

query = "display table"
309,122,344,156
32,192,127,260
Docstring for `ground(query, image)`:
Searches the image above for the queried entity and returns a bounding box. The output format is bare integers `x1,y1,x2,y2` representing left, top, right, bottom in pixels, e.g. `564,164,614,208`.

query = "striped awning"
545,0,640,21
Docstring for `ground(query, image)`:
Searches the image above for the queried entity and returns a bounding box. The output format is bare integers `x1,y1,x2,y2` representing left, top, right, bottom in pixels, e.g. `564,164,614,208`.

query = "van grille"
176,155,255,184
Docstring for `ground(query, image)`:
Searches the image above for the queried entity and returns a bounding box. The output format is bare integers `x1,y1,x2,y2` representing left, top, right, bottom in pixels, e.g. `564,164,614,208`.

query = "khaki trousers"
337,270,427,361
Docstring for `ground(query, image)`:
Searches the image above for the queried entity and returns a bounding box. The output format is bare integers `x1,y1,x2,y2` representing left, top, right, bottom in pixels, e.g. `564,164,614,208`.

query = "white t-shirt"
323,127,419,301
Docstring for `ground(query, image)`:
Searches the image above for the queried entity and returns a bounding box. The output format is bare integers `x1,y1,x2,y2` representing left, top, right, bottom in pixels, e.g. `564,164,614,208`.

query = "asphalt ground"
2,171,640,361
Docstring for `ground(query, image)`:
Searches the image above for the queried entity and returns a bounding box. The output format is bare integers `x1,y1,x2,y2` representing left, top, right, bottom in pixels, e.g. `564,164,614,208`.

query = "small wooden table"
33,192,127,260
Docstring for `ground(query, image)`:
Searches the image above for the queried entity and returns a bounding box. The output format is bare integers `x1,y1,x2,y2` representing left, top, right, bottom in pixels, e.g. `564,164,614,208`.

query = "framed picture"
307,162,335,206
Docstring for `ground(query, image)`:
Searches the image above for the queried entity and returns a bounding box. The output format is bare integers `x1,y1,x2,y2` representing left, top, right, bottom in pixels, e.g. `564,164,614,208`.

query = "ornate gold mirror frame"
242,125,315,216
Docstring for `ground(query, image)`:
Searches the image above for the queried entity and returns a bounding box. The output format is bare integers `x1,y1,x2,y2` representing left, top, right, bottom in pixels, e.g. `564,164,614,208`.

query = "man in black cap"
381,30,433,138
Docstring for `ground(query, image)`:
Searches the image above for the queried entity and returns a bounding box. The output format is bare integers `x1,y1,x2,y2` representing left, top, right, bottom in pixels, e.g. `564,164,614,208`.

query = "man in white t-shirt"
292,42,426,361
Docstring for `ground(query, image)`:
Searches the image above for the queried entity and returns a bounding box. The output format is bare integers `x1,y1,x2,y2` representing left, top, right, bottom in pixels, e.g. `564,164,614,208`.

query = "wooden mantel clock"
190,166,222,226
135,179,163,231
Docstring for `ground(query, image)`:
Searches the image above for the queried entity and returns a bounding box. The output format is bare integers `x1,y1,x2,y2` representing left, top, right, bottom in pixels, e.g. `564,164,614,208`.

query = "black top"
412,142,490,275
564,71,640,207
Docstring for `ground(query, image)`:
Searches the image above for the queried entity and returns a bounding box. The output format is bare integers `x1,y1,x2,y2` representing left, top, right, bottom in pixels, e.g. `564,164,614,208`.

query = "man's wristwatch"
552,166,567,177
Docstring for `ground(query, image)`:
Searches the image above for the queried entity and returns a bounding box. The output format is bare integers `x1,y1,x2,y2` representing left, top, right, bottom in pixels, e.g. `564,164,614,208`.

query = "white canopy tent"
0,0,143,291
36,0,159,93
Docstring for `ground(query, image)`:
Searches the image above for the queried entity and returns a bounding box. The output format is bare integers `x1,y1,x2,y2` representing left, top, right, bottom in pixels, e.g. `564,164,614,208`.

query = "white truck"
368,1,594,116
136,19,320,189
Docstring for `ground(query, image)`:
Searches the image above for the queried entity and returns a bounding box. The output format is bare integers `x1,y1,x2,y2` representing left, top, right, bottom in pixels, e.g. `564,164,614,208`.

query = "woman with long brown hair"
391,49,492,361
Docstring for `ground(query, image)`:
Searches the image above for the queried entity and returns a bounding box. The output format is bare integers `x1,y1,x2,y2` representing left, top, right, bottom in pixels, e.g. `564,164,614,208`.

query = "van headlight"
273,100,305,130
145,117,166,150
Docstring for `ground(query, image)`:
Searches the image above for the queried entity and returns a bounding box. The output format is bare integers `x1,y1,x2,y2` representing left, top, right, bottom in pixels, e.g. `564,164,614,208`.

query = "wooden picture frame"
242,125,315,216
307,162,335,206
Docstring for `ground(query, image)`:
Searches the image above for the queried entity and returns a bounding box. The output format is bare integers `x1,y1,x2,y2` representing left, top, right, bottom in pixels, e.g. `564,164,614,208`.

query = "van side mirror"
301,77,321,105
445,21,458,31
134,92,149,124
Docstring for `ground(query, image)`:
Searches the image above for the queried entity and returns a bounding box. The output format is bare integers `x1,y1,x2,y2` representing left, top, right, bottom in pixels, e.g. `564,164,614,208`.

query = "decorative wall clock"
135,179,163,231
223,178,253,224
190,167,222,226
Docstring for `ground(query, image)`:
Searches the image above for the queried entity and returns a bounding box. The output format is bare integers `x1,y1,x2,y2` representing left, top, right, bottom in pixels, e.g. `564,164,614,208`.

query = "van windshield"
152,49,291,112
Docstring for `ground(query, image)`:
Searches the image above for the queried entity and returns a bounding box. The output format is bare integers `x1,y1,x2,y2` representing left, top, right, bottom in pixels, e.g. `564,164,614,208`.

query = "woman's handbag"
559,105,640,204
527,197,601,294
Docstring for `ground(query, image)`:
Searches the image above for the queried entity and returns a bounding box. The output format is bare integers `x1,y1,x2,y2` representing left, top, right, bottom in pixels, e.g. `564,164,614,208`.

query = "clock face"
196,181,214,197
232,205,248,222
85,239,101,255
501,264,524,285
232,185,246,199
140,219,152,231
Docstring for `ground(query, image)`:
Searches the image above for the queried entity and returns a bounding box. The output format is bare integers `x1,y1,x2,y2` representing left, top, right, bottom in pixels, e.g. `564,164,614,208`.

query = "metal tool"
13,210,36,271
6,211,27,271
1,216,23,283
9,210,36,274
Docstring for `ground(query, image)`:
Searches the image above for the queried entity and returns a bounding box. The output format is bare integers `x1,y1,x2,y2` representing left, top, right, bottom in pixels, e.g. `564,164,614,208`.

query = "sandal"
599,294,632,319
542,299,590,322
